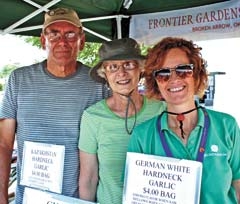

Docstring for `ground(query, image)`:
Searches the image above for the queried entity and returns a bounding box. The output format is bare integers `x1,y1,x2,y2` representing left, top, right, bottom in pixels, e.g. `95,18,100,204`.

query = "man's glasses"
153,64,194,82
103,61,138,73
44,31,79,42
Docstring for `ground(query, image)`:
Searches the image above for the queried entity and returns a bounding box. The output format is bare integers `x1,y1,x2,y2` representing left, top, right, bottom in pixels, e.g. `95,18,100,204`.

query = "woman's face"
155,48,195,106
103,60,141,95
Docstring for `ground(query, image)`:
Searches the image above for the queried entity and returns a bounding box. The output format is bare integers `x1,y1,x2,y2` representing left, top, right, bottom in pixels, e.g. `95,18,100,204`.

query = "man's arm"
0,118,16,204
79,150,99,202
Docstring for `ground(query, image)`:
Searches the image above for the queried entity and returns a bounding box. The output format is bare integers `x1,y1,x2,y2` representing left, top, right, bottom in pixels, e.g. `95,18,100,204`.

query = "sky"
0,34,46,69
0,34,239,124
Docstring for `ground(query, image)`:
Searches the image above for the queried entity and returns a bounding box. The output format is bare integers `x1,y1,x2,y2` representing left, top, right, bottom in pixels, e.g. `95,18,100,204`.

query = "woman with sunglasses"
127,37,240,203
78,38,165,204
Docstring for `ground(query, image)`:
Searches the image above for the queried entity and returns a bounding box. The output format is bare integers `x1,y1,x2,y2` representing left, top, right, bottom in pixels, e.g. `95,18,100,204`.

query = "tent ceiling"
0,0,228,42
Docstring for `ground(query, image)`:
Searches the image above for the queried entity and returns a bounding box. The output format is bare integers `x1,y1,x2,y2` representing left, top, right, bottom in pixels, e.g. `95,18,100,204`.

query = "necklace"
163,106,200,139
157,106,209,162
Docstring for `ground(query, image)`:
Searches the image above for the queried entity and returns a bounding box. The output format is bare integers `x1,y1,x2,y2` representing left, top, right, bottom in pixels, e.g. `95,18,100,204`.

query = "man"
0,8,107,204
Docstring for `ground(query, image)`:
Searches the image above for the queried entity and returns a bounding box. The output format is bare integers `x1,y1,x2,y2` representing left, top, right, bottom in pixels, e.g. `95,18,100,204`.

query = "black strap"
157,107,209,163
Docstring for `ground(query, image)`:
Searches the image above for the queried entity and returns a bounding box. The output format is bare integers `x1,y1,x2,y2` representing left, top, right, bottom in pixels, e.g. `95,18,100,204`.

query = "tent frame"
0,0,129,41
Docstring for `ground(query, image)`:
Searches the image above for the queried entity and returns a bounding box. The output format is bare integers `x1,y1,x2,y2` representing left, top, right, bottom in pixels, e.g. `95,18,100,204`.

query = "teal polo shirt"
128,108,240,204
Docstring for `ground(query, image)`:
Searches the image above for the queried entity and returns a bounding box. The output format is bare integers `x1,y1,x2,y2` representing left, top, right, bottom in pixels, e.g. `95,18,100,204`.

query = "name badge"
20,141,65,193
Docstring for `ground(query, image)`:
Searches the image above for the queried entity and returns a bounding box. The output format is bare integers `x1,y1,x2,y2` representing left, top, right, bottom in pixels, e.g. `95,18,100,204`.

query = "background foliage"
24,36,149,67
0,36,150,90
25,36,102,67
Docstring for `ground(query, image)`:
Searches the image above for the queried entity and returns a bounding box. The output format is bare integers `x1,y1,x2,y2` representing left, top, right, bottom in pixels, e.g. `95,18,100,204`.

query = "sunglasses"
153,64,194,82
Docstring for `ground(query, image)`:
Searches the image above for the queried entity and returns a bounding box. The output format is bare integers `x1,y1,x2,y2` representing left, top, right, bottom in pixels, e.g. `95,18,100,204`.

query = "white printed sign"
130,0,240,45
23,187,99,204
123,152,202,204
21,141,65,193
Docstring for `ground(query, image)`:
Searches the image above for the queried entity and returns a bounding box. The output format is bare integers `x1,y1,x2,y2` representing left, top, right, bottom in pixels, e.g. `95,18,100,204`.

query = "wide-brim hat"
90,38,146,84
42,8,82,31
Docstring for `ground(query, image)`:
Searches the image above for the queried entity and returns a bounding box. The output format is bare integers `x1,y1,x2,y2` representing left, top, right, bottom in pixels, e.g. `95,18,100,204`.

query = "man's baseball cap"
43,8,82,31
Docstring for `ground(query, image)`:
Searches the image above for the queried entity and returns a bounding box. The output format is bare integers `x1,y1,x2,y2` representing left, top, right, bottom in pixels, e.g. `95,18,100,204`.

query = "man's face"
41,21,85,66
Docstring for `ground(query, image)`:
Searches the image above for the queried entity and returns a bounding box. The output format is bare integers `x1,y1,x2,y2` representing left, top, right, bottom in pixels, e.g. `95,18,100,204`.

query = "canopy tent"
0,0,228,43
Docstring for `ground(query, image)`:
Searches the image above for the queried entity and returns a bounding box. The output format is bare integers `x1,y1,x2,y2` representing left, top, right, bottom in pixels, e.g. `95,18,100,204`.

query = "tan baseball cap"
43,8,82,31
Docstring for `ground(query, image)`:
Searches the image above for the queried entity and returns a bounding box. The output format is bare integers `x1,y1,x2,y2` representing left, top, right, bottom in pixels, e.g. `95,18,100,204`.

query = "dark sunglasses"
153,64,194,82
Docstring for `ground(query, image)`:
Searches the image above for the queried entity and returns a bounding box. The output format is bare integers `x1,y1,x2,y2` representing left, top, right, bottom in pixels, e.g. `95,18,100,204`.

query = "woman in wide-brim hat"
78,38,165,204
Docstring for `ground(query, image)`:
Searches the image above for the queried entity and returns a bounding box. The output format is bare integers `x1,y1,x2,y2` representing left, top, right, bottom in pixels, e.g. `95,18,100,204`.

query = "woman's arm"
79,150,99,202
233,179,240,204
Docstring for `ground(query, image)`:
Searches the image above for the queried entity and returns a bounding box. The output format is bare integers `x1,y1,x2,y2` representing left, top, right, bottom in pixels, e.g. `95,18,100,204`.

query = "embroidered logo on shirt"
204,144,227,158
211,144,218,152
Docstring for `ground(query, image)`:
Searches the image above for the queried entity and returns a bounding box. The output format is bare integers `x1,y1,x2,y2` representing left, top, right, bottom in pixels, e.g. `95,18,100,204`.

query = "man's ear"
79,33,85,51
40,33,46,50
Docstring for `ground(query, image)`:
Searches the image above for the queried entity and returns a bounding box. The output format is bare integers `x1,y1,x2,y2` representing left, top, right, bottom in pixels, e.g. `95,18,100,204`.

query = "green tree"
24,36,101,67
0,37,150,91
140,44,151,56
24,36,151,66
0,64,19,91
24,36,41,48
0,64,18,78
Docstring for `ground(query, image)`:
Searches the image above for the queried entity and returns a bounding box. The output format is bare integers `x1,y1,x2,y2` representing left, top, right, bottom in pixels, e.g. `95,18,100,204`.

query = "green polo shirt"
128,108,240,204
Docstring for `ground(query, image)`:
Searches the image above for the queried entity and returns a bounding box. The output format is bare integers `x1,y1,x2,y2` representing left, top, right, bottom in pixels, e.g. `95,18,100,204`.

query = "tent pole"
3,0,61,34
116,15,129,39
